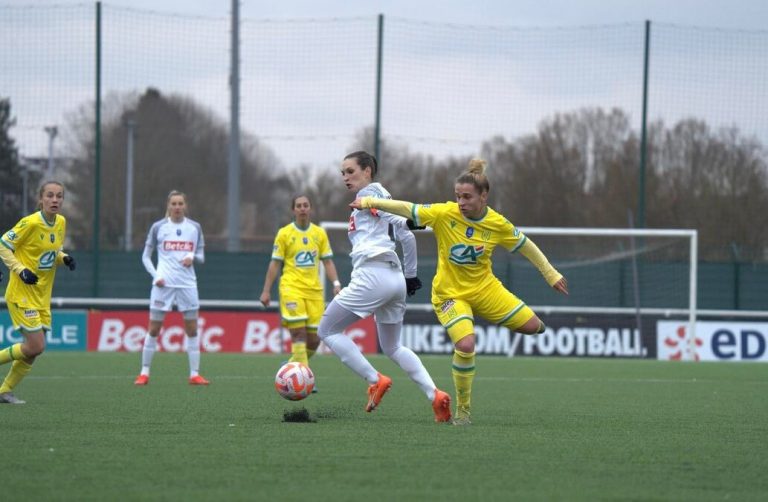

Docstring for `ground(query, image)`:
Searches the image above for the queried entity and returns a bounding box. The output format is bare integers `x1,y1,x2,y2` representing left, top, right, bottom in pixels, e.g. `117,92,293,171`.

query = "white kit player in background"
317,151,452,423
134,190,210,386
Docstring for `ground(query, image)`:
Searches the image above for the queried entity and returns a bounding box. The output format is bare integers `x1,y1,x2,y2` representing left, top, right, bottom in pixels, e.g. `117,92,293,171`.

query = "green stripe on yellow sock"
0,358,33,393
0,343,24,366
452,349,475,411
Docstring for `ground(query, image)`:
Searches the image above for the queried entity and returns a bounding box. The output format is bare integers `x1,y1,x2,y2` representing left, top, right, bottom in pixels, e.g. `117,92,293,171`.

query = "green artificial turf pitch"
1,353,766,501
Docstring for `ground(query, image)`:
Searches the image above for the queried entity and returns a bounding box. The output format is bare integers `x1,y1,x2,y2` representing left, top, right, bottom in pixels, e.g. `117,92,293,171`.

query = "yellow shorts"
279,291,325,332
7,302,51,334
432,280,535,344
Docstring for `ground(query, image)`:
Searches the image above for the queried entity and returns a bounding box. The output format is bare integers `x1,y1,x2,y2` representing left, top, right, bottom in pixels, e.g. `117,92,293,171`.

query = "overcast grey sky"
35,0,768,29
3,0,767,28
3,0,767,170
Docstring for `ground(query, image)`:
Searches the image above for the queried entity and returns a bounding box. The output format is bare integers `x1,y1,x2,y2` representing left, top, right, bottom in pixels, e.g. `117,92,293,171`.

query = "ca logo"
449,244,485,264
39,250,57,270
295,251,317,268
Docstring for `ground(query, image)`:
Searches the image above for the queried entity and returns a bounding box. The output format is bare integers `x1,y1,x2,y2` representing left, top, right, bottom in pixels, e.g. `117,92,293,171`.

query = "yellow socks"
289,342,309,366
306,348,316,361
0,358,33,393
0,343,24,365
452,349,476,412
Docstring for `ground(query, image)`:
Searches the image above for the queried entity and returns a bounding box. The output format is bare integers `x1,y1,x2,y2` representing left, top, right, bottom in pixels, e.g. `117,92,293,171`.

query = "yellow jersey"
413,202,526,300
1,211,67,309
271,222,334,298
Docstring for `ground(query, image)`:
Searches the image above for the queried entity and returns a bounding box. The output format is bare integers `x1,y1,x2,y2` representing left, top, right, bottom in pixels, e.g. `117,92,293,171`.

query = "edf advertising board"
657,320,768,362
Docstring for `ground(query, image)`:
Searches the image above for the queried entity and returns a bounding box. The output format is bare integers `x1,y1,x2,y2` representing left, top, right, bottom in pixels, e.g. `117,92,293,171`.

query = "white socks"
186,335,201,377
140,334,201,378
322,333,379,383
378,322,437,401
140,334,157,376
319,301,380,384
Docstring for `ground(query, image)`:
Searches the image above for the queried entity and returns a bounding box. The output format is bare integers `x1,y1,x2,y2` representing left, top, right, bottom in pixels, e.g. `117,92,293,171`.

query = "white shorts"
149,286,200,313
334,260,406,324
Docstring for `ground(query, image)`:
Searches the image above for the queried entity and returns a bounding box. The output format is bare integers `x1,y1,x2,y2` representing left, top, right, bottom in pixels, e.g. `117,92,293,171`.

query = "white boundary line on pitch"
21,375,768,384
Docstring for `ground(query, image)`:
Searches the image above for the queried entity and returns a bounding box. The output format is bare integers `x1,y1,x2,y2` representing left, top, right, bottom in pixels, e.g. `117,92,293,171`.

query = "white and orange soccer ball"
274,362,315,401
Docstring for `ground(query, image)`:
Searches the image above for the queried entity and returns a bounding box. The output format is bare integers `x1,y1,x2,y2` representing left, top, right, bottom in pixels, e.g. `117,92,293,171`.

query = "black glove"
19,268,38,285
63,254,76,271
405,276,422,296
406,219,426,230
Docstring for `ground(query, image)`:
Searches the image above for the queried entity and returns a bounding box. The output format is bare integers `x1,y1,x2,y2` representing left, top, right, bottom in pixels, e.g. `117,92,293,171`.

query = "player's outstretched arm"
351,197,415,220
518,238,568,295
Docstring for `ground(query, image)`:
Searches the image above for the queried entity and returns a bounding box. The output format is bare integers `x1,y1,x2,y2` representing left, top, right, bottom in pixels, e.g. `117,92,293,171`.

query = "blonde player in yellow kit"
0,181,76,404
351,159,569,424
260,195,342,372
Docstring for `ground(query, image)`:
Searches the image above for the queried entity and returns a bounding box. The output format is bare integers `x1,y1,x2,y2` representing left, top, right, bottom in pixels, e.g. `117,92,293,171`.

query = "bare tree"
0,98,23,232
650,119,768,260
63,89,283,251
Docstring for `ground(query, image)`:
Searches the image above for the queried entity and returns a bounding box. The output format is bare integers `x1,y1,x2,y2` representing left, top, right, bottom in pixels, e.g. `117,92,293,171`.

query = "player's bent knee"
454,335,475,353
518,316,545,335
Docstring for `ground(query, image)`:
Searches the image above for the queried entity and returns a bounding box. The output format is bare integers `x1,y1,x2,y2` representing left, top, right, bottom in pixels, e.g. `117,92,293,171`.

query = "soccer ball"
274,362,315,401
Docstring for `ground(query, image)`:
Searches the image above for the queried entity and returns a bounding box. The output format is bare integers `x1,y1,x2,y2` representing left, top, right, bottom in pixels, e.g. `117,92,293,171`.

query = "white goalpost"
518,227,698,345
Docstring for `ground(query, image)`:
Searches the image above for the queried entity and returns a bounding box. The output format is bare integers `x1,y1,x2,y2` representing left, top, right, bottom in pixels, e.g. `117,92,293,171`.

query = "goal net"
320,222,697,338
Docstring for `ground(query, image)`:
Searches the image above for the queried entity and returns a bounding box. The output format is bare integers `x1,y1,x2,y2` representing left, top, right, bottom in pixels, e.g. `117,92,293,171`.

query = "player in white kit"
134,190,209,386
317,151,452,423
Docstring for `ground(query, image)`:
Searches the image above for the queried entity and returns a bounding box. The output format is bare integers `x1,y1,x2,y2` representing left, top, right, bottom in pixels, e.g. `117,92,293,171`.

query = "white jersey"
348,182,417,277
142,217,205,289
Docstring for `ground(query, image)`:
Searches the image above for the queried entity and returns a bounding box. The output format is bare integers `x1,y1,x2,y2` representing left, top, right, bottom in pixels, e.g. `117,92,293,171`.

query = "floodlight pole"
226,0,241,252
374,14,384,161
92,0,102,297
44,125,58,180
637,20,651,228
124,117,136,251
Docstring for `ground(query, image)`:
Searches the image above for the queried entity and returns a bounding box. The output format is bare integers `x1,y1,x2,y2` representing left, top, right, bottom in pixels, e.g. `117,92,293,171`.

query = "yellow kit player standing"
0,181,76,404
260,195,342,371
351,159,569,425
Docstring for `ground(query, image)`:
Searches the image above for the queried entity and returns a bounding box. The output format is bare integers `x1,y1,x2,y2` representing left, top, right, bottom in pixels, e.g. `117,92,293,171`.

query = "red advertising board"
87,311,378,354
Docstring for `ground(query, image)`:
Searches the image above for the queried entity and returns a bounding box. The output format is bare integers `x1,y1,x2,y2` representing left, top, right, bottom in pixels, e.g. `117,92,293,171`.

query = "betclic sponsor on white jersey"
162,240,194,252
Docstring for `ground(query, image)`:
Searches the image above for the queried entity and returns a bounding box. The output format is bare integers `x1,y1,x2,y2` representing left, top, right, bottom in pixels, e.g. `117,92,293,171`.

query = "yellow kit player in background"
351,159,569,425
0,181,76,404
260,195,342,372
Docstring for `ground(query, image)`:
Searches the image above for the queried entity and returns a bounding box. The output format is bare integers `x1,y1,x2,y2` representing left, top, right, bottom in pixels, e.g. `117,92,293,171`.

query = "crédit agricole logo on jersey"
449,243,485,264
294,250,318,268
